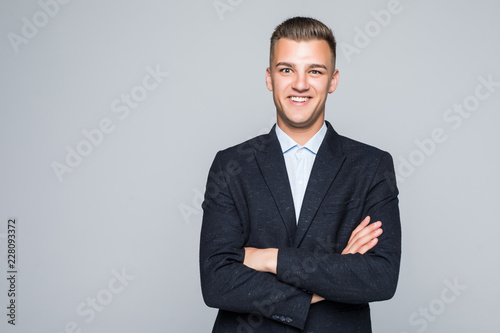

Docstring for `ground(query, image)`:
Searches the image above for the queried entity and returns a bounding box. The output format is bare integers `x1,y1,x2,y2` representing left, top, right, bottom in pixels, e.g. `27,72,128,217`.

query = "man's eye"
310,70,322,75
280,68,292,73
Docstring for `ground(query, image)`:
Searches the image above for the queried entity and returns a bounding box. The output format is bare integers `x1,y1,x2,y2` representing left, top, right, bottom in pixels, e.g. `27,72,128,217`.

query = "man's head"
266,17,339,139
270,17,336,69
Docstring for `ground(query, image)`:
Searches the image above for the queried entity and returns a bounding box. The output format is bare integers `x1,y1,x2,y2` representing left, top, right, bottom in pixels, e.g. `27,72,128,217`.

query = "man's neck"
276,119,325,146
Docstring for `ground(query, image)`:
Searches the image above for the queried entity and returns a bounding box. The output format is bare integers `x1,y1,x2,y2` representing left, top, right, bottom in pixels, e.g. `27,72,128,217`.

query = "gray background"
1,0,499,332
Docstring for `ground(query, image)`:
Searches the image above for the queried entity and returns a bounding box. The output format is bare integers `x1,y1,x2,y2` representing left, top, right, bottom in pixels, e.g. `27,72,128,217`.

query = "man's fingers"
357,227,382,252
348,216,371,243
341,215,384,255
348,220,382,247
357,237,379,255
342,226,383,255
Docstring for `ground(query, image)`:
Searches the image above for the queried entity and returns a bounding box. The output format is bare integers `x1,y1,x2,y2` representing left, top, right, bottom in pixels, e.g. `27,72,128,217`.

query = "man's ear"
328,69,339,94
266,67,273,91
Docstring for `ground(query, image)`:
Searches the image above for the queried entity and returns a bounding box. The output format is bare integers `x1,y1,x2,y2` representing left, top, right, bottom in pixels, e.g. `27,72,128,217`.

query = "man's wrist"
265,248,278,274
243,247,278,274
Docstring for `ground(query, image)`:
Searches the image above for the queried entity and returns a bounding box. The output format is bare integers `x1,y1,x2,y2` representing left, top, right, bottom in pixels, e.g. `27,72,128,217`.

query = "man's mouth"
289,96,310,103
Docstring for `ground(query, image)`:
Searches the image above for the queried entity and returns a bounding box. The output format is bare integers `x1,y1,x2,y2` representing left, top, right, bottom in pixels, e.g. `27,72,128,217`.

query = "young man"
200,17,401,332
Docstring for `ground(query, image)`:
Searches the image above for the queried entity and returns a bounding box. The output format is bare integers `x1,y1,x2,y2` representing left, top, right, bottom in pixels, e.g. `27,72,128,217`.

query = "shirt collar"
275,121,327,155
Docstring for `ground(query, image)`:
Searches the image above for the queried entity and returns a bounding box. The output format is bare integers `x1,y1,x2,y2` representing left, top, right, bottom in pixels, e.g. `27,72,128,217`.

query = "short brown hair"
270,17,337,68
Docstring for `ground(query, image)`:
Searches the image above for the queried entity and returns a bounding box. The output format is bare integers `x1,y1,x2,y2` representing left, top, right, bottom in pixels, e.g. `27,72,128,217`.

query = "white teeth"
290,96,309,102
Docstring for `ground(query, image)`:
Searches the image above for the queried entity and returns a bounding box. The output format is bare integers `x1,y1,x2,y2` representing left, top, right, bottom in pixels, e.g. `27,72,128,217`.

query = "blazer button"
271,315,279,320
280,316,286,322
286,317,292,323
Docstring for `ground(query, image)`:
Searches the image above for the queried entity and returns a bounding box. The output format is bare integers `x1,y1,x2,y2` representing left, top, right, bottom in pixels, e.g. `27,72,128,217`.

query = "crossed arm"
243,216,383,303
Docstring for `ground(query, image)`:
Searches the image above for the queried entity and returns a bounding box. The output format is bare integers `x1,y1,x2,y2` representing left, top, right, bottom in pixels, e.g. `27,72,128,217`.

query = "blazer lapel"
294,122,346,247
254,126,297,245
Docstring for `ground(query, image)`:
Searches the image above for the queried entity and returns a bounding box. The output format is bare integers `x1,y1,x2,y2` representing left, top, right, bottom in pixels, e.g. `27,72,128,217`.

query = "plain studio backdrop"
1,0,499,332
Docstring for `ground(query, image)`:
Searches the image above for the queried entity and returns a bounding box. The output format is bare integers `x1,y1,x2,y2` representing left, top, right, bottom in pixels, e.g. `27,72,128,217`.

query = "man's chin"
281,119,318,130
277,109,324,130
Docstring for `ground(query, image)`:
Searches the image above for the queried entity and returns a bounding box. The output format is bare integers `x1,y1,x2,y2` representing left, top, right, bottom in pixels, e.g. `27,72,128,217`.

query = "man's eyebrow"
275,62,295,68
307,63,328,70
274,62,328,70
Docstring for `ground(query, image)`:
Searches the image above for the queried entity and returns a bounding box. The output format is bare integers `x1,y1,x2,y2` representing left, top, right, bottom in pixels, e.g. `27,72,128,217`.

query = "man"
200,17,401,332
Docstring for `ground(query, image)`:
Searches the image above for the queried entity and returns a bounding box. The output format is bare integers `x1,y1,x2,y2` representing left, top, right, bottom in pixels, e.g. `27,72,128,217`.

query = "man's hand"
342,216,382,255
243,247,278,274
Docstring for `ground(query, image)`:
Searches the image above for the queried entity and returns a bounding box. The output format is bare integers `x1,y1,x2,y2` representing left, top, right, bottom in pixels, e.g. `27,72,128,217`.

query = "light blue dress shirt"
275,122,327,223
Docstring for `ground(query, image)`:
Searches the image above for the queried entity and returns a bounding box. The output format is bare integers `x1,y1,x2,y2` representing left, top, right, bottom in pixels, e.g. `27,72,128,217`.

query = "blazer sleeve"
276,151,402,303
199,151,313,330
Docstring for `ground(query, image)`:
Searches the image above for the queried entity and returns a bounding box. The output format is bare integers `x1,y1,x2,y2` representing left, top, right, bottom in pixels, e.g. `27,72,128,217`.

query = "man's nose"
291,72,309,92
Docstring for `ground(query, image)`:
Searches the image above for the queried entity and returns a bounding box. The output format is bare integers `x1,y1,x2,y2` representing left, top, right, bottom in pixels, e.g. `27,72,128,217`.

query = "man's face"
266,38,338,133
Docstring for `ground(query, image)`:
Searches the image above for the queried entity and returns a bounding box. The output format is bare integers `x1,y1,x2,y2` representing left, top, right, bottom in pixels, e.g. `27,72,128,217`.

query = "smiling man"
267,37,338,146
200,17,401,332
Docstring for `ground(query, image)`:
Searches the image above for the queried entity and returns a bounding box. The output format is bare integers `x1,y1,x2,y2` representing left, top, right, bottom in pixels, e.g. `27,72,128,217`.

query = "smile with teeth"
289,96,310,102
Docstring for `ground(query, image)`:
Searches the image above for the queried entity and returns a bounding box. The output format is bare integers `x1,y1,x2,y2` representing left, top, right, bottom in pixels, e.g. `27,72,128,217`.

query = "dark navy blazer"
200,121,401,332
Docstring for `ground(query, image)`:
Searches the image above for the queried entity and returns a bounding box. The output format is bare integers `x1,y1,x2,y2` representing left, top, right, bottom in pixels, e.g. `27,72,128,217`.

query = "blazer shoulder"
338,134,392,160
216,132,274,162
